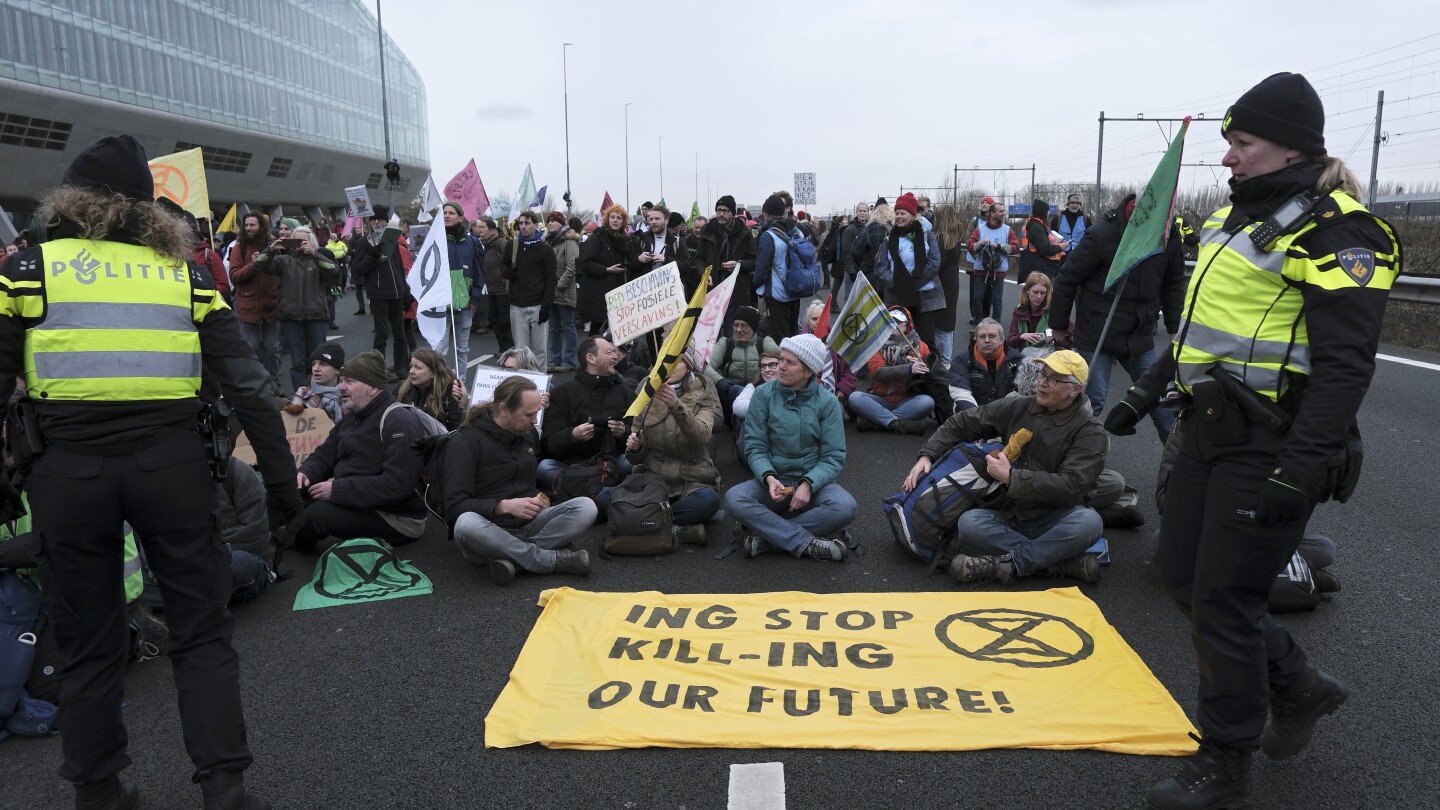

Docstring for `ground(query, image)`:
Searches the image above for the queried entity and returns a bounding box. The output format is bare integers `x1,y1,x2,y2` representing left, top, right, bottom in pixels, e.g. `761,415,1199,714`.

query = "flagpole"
1088,273,1130,365
562,43,573,216
376,0,394,214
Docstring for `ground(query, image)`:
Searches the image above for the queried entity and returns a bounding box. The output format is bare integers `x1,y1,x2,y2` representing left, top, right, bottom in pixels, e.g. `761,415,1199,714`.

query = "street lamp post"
694,152,699,210
624,103,631,216
562,43,573,215
658,137,664,201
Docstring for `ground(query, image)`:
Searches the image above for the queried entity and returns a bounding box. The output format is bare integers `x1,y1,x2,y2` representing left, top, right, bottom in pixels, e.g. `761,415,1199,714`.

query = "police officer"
0,136,304,809
1106,74,1401,808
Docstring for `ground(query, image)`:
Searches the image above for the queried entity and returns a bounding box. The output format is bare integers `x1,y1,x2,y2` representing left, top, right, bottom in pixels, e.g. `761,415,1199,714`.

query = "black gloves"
1254,476,1311,527
0,471,26,524
1104,400,1142,436
537,307,550,325
265,483,305,536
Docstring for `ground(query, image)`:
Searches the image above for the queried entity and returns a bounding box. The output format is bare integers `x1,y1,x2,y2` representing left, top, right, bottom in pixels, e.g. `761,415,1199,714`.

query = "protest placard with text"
470,366,551,429
606,263,685,346
232,407,335,468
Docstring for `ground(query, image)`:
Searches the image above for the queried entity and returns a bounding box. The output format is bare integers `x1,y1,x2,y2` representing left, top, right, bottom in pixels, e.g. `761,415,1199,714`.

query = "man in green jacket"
904,350,1107,584
724,334,855,562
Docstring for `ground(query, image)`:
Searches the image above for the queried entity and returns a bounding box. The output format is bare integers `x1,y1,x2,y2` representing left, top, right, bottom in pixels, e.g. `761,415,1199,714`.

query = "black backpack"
603,470,675,556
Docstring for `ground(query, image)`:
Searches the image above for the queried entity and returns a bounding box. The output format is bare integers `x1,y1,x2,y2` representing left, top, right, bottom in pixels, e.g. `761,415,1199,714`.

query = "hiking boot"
488,559,516,586
674,524,707,546
1146,734,1251,809
856,417,878,432
1099,503,1146,528
74,776,139,810
1313,567,1341,594
804,537,848,562
890,419,931,436
1262,668,1350,760
552,549,591,576
198,770,270,810
949,553,1016,584
743,535,774,558
1041,555,1102,583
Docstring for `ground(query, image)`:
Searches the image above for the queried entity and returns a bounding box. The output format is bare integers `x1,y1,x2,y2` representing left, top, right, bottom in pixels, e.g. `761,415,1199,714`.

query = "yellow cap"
1034,350,1089,385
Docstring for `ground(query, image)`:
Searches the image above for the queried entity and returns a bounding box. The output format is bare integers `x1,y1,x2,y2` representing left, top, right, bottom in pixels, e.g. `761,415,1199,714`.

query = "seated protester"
443,376,595,586
538,335,632,487
851,307,935,435
949,317,1022,412
496,345,551,409
724,334,857,562
1008,272,1055,351
397,348,466,431
800,302,858,414
703,306,777,427
732,347,783,467
904,350,1106,585
292,351,429,551
287,341,345,422
620,350,723,543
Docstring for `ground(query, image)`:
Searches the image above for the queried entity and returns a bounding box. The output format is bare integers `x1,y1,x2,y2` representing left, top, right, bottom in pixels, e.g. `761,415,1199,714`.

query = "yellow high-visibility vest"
1174,192,1399,401
19,238,226,401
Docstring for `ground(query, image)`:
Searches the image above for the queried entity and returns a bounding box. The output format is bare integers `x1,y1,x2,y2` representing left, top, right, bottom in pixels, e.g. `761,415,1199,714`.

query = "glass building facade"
0,0,423,184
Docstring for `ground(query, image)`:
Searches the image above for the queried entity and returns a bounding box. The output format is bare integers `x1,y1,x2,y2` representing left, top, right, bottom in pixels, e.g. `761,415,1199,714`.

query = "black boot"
74,776,139,810
1263,668,1349,760
199,770,270,810
1146,734,1252,809
552,549,590,576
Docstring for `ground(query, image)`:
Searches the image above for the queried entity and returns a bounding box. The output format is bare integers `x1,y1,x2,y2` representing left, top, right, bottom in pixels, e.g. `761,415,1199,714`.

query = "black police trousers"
1154,418,1312,749
27,430,251,783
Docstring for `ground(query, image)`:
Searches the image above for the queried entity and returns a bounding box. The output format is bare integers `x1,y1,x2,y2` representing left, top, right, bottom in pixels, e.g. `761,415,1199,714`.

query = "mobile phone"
281,238,302,251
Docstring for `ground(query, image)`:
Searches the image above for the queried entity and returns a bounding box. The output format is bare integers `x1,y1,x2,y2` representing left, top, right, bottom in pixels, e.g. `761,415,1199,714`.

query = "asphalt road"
6,279,1439,810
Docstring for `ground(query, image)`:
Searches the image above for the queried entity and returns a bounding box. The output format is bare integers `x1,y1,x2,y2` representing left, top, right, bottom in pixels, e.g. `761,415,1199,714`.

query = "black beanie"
715,195,736,212
339,349,389,389
733,305,761,332
1223,72,1326,156
668,211,685,229
762,194,786,217
62,135,154,201
371,204,390,221
310,342,346,370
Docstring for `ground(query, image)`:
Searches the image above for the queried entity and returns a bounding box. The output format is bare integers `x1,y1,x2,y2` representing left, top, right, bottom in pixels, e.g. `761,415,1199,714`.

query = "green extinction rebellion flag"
1105,117,1190,293
826,273,894,369
293,538,433,611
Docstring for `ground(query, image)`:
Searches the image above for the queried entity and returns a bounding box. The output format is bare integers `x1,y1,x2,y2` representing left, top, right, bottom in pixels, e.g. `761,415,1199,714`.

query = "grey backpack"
603,470,675,556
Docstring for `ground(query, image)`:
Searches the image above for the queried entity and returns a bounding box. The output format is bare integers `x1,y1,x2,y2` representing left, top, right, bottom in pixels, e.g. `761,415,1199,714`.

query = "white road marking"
1377,353,1440,372
728,762,786,810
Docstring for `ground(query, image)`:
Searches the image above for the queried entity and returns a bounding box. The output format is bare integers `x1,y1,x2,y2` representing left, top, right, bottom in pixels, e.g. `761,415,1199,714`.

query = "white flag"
416,174,443,223
512,164,537,220
688,270,739,369
409,214,454,349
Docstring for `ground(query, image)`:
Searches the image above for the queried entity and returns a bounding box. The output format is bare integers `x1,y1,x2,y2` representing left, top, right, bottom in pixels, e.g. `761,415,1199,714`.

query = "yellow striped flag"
148,147,211,219
625,265,714,419
216,203,238,234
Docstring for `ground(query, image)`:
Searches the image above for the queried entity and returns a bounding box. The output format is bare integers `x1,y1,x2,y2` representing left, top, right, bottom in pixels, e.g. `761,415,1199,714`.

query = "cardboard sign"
606,262,685,346
232,407,335,468
485,588,1198,755
345,185,374,219
470,366,551,429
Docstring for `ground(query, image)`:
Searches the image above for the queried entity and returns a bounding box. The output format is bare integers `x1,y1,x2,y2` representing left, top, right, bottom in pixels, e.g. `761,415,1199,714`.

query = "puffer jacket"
445,225,485,309
703,334,779,386
546,227,581,308
577,226,629,323
741,378,846,490
626,372,721,498
255,248,338,321
228,240,279,324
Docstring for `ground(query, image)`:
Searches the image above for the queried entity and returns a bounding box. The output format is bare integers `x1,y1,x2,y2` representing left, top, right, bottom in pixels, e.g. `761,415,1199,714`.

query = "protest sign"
486,588,1197,755
345,185,374,219
793,172,816,206
232,408,334,468
470,366,551,429
605,263,685,347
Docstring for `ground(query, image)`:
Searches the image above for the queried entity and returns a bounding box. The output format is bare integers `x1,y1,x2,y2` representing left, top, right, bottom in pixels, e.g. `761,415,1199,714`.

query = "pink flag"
444,159,490,220
601,192,614,213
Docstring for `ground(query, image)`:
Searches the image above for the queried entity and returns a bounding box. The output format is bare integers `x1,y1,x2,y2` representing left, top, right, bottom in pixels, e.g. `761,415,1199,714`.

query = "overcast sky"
373,0,1440,215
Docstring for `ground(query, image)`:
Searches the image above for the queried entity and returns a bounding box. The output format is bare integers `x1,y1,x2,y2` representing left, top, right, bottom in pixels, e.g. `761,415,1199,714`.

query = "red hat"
546,211,566,225
796,210,808,220
895,193,919,216
982,196,996,206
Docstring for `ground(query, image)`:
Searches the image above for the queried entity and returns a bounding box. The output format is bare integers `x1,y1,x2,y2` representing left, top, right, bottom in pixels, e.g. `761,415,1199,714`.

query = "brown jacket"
546,228,580,308
229,240,280,324
626,373,721,499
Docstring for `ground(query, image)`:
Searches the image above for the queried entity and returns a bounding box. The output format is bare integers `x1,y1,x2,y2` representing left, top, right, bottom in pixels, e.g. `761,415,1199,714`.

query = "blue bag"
883,442,1003,571
770,228,822,298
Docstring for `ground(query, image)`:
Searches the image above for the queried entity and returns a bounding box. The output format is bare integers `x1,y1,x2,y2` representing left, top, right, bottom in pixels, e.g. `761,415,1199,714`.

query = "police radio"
1248,180,1343,251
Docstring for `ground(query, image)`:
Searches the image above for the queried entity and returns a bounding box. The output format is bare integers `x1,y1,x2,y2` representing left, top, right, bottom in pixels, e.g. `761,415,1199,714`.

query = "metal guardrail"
1181,261,1438,304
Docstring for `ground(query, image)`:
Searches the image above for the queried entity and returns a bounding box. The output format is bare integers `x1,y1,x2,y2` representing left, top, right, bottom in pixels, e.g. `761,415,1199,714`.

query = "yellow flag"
624,266,713,419
216,203,237,234
485,588,1198,755
148,147,211,219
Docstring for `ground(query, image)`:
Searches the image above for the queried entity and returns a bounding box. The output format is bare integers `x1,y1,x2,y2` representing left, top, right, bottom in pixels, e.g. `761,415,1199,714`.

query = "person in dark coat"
348,205,413,380
695,195,757,331
1019,199,1065,280
536,336,633,484
949,318,1023,411
577,204,631,335
475,217,513,352
1049,193,1186,441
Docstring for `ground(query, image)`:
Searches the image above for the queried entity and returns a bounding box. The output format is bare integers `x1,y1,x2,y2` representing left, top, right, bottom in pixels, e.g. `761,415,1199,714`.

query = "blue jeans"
956,505,1103,577
238,320,281,388
935,330,954,366
282,319,329,390
596,485,720,525
435,306,474,380
723,479,857,556
1083,346,1175,442
847,392,935,427
968,272,1004,325
547,304,578,368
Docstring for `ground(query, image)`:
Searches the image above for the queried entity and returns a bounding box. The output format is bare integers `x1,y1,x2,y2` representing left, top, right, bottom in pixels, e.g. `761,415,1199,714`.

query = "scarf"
973,342,1006,373
520,227,544,246
887,219,926,278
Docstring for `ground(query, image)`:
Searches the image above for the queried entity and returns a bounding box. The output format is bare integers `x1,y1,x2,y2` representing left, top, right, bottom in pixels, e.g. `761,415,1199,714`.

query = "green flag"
687,201,701,226
512,164,537,220
293,538,433,611
1105,117,1190,293
825,273,894,368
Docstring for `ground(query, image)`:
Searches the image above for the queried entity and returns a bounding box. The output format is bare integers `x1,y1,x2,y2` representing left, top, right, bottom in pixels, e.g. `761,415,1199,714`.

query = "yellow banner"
216,203,238,234
485,588,1197,755
148,147,211,219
